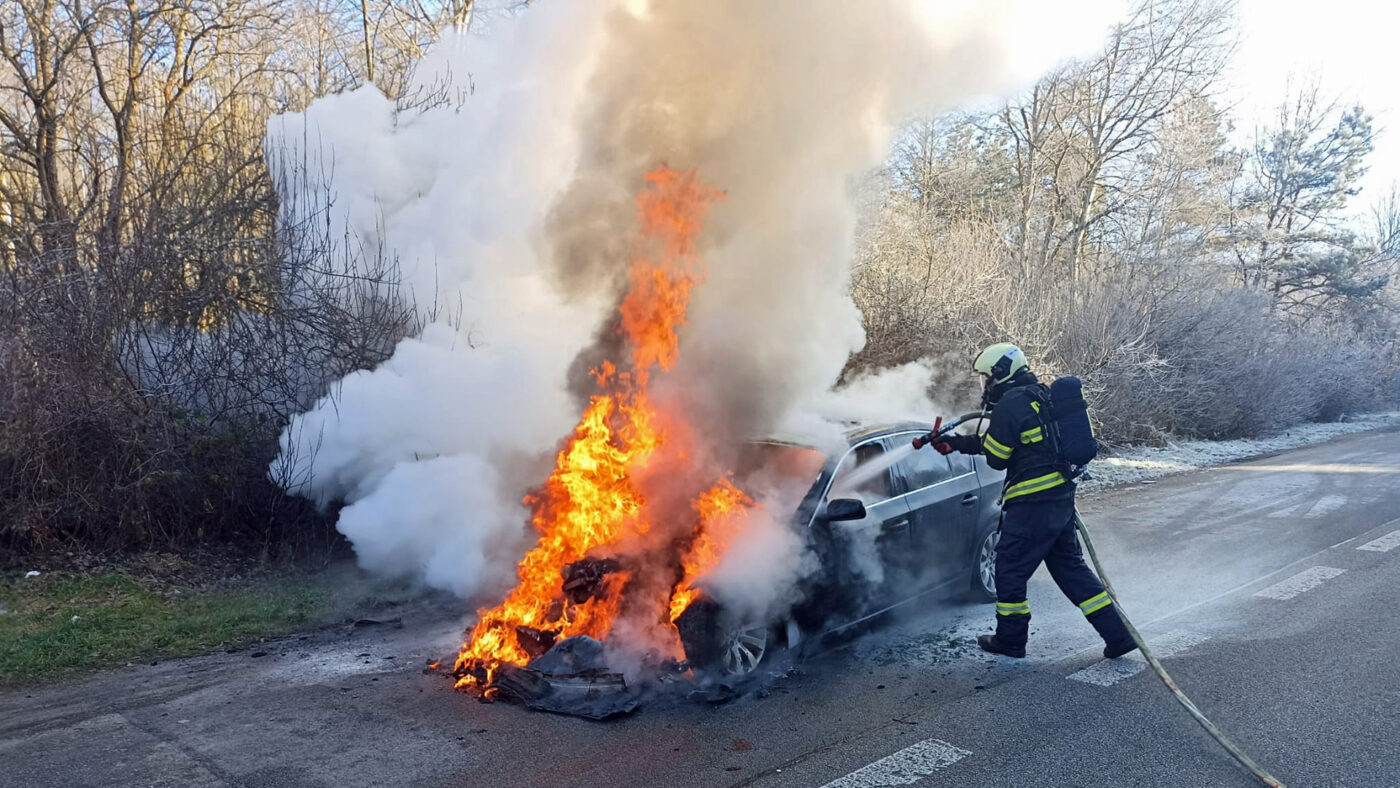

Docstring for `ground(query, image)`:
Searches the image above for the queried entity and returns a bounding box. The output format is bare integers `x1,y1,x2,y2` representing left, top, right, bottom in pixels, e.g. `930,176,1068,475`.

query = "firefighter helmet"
973,343,1028,385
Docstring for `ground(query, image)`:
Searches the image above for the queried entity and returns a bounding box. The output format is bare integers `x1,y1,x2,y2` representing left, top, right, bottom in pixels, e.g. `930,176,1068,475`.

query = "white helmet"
973,343,1029,385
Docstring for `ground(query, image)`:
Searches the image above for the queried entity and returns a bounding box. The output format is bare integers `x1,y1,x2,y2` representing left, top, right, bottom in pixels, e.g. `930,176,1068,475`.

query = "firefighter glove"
934,433,981,455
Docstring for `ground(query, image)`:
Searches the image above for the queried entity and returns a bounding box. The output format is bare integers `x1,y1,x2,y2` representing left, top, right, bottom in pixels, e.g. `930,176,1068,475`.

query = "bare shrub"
0,144,415,555
849,206,1396,446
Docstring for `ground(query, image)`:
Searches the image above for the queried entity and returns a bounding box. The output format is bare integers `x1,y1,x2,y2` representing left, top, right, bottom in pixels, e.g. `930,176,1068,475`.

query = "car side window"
901,441,954,490
946,450,974,476
829,441,891,501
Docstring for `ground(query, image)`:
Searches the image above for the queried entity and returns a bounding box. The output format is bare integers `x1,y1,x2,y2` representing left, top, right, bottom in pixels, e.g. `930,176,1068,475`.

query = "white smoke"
333,454,523,598
706,359,952,614
703,479,823,625
269,1,1115,610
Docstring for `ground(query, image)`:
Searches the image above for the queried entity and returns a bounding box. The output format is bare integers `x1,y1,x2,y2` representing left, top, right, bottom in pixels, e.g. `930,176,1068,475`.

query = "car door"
969,453,1005,519
826,438,915,595
891,431,982,588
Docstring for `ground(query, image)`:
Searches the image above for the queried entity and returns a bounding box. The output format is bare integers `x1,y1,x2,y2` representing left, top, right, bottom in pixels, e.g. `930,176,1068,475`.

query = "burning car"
456,418,1003,697
673,422,1003,678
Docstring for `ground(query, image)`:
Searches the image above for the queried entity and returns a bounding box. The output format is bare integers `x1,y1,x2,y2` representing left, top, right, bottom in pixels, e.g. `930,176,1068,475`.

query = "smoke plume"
270,1,1113,612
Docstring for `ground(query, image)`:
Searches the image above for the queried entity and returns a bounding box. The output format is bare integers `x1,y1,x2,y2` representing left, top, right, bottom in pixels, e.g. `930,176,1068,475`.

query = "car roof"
843,421,934,445
751,422,935,450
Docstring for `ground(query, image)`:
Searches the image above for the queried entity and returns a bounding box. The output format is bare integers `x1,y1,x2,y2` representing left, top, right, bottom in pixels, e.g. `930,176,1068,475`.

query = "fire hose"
1074,511,1286,787
916,412,1286,786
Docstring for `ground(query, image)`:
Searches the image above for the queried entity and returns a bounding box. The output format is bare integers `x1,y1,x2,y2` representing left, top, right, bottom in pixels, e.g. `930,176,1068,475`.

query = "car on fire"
676,420,1005,679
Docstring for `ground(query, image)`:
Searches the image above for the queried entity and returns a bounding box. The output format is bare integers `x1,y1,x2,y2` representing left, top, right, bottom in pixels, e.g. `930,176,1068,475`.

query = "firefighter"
931,343,1137,659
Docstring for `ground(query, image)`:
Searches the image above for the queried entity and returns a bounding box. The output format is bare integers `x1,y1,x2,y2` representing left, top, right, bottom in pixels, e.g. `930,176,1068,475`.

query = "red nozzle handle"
913,416,943,449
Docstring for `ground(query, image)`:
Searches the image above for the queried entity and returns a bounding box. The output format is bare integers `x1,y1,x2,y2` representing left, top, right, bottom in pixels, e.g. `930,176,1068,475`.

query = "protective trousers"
993,496,1130,650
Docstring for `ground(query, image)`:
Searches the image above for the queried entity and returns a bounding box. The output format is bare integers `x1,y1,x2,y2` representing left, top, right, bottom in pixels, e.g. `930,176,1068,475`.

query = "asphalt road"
3,427,1399,787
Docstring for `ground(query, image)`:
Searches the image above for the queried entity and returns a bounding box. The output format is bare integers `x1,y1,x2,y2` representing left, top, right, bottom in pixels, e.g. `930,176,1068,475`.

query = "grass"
0,569,334,687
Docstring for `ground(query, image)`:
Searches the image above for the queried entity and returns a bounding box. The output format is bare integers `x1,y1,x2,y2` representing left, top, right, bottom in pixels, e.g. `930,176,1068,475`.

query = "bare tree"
0,0,420,554
1372,184,1400,264
1001,69,1075,275
359,0,375,83
1056,0,1233,283
0,0,92,264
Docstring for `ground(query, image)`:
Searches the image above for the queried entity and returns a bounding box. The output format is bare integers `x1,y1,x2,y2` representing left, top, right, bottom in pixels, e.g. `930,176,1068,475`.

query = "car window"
947,451,974,476
900,441,954,489
828,441,891,501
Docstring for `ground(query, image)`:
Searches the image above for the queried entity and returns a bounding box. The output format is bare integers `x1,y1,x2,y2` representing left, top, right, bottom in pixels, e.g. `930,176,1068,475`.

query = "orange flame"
455,167,757,685
669,480,754,622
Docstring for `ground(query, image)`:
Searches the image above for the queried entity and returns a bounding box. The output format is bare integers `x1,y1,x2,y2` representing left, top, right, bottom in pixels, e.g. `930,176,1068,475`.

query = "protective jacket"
964,373,1072,505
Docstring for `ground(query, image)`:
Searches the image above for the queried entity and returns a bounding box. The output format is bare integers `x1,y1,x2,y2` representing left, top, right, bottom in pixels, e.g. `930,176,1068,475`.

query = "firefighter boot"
1104,638,1138,659
986,599,1031,658
1085,604,1136,659
977,634,1026,659
974,635,1030,660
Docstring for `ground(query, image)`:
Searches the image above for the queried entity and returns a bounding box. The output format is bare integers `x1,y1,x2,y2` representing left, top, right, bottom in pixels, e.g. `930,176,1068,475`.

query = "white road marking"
1253,566,1346,600
819,738,972,788
1306,494,1348,517
1357,529,1400,553
1270,494,1350,519
1067,630,1209,687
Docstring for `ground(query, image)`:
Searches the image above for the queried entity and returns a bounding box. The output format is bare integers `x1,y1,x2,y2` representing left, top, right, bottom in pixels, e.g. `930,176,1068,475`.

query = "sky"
1231,0,1399,214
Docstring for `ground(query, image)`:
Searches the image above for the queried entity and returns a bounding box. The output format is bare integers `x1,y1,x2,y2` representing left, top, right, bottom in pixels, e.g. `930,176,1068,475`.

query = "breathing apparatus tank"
1048,376,1097,468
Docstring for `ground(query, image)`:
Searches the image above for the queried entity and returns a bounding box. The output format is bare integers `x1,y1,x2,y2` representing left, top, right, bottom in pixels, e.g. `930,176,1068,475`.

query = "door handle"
961,494,979,506
884,518,910,533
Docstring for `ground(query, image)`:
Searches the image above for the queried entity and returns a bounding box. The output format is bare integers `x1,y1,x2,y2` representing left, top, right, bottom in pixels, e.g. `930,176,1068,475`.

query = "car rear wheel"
968,527,998,602
719,623,769,677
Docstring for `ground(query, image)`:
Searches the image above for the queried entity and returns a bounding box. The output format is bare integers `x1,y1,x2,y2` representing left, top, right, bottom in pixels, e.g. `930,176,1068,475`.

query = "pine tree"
1231,87,1389,317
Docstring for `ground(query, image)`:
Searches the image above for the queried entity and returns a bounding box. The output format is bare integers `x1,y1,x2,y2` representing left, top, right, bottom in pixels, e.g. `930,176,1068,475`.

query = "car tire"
675,597,778,680
967,524,999,602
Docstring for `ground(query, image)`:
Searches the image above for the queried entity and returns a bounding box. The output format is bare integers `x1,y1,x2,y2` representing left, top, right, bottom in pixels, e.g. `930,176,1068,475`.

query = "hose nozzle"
912,417,942,450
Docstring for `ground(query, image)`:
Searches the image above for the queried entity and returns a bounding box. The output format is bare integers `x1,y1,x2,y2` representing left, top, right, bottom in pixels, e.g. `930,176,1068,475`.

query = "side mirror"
825,498,868,522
